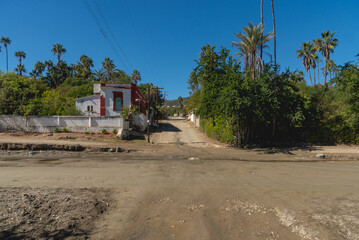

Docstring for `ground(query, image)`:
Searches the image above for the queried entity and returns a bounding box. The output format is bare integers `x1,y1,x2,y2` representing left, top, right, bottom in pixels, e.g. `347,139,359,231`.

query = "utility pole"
155,87,158,124
147,84,151,143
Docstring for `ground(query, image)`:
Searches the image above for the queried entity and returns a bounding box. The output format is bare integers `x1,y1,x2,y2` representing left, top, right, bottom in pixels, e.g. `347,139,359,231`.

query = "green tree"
0,37,11,72
313,38,322,84
232,22,273,78
51,43,66,63
130,69,141,85
14,64,26,76
14,51,26,65
78,55,94,78
297,41,314,86
319,31,338,85
101,57,116,81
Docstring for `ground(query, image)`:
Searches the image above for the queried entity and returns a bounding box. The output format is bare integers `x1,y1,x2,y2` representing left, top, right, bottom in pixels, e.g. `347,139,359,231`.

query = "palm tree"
319,31,338,85
79,55,94,77
14,51,26,65
311,53,318,85
232,22,273,78
14,64,26,76
93,69,106,82
271,0,276,67
51,43,66,63
130,69,141,85
260,0,264,60
29,70,38,79
326,59,336,80
34,61,46,76
1,37,11,72
313,38,322,84
297,41,314,86
101,57,116,80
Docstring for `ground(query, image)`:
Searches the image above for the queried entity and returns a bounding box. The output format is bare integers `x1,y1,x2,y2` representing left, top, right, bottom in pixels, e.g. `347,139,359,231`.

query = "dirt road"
1,118,359,239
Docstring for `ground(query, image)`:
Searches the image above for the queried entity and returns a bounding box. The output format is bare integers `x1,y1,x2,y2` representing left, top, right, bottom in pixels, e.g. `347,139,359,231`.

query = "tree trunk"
313,67,316,85
324,58,328,85
260,0,264,61
6,47,8,72
308,69,313,87
271,0,276,66
317,59,320,84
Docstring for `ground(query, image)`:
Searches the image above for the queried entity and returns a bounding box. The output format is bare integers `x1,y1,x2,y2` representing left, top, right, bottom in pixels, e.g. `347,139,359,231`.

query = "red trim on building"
100,95,106,116
113,92,123,112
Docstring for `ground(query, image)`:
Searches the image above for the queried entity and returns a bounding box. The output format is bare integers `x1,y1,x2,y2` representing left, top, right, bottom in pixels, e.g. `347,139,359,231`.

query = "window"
113,92,123,112
114,97,122,111
87,106,90,112
90,106,93,112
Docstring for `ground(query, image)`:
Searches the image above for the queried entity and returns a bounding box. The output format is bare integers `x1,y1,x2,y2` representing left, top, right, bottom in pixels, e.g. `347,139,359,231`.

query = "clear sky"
1,0,359,100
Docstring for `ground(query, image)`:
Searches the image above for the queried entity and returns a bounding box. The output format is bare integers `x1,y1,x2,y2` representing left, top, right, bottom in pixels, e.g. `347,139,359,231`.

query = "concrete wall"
133,113,148,131
189,113,200,127
0,115,126,133
75,95,100,116
101,88,131,116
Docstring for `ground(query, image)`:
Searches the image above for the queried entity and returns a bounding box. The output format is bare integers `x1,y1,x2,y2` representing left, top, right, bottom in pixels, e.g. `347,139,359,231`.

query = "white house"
75,83,147,116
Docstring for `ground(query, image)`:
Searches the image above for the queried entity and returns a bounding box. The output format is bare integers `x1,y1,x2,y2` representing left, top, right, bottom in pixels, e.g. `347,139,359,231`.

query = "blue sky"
1,0,359,100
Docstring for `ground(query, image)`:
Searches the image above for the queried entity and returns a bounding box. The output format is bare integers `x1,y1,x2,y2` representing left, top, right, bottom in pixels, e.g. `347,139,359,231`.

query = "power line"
91,0,134,70
82,0,131,72
123,0,158,82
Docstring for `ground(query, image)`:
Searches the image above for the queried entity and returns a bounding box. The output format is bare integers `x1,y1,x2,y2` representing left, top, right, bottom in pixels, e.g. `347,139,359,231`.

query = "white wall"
0,115,126,133
133,113,148,131
101,88,131,116
75,95,100,116
190,113,200,127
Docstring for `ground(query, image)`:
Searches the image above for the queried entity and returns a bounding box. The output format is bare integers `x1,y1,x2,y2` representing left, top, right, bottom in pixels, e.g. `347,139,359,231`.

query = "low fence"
0,115,127,133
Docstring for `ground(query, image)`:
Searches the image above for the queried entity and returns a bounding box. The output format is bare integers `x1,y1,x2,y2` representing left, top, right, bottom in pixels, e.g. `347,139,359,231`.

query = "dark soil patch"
0,187,112,240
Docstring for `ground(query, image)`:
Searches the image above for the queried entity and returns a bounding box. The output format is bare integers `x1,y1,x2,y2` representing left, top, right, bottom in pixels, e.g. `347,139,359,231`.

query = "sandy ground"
1,117,359,239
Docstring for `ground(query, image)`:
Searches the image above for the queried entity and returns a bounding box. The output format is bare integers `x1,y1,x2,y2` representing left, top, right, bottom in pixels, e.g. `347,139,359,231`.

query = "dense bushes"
188,45,359,146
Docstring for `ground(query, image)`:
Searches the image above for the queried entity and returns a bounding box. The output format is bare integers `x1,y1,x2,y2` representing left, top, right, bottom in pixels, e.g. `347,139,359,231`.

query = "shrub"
101,129,107,134
84,131,89,134
62,127,68,132
54,128,61,133
112,129,118,134
89,131,95,134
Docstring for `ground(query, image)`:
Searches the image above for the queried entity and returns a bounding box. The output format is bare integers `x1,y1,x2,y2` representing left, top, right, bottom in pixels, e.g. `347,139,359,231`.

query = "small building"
75,83,147,116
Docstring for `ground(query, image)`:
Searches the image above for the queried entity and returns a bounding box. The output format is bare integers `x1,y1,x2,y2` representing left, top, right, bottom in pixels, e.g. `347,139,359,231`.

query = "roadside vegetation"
0,41,163,117
186,11,358,146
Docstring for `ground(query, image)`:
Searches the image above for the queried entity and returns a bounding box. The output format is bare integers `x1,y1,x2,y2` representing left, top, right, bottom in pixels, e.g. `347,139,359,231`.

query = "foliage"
120,106,139,120
54,128,61,133
187,44,358,147
100,129,107,134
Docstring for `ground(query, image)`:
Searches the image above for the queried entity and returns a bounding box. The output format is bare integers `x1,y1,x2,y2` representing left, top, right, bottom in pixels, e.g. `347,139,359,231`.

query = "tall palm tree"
130,69,141,85
311,53,318,85
260,0,264,60
271,0,276,67
14,64,26,76
101,57,116,81
320,31,338,85
297,41,314,87
51,43,66,63
232,22,273,79
14,51,26,65
0,37,11,72
79,55,94,77
313,38,322,84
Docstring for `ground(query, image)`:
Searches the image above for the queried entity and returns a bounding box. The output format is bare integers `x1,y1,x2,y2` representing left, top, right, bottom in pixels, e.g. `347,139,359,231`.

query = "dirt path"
1,118,359,239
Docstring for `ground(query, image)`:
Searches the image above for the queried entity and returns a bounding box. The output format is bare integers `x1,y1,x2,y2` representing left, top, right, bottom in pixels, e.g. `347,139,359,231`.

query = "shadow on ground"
157,123,182,133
